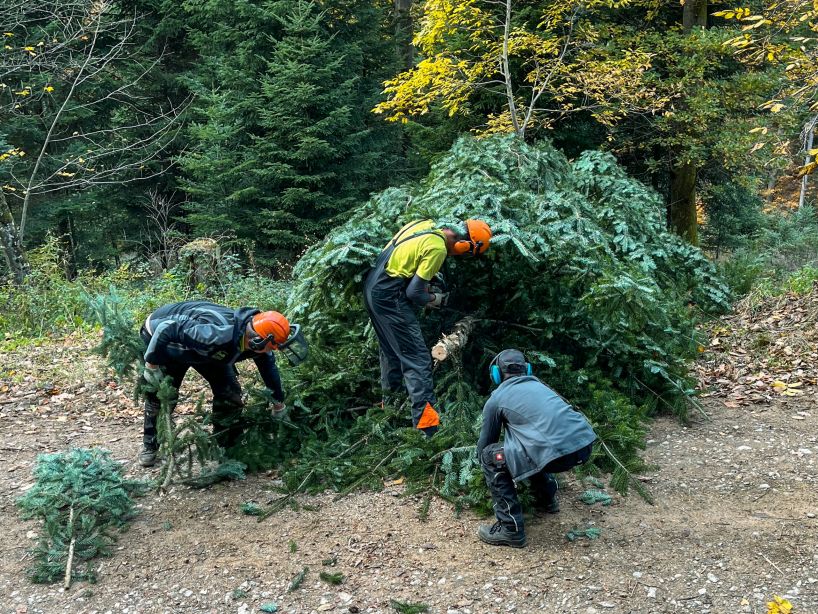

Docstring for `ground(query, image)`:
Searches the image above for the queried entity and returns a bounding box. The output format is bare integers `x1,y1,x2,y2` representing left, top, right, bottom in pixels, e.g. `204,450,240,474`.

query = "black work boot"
477,521,527,548
534,493,560,514
138,444,158,467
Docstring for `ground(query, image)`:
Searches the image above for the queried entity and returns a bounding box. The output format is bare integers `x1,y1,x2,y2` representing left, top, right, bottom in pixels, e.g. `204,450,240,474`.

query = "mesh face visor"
279,324,309,366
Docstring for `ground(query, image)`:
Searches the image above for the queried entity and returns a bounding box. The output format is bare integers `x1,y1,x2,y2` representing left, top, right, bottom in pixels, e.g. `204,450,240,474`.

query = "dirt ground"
1,334,817,614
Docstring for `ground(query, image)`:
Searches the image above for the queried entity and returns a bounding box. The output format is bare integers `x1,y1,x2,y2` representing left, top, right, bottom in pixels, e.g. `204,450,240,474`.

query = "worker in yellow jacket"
363,219,491,436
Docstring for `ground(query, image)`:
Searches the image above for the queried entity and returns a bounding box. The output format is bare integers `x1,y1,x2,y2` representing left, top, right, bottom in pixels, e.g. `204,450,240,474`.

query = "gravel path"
1,348,817,613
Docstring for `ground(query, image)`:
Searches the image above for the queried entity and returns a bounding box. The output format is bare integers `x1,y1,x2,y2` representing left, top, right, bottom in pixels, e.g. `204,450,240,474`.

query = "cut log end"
431,316,476,363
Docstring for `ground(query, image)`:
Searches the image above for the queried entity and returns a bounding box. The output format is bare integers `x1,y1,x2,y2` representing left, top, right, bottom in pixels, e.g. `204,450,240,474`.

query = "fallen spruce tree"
272,133,729,509
89,134,728,512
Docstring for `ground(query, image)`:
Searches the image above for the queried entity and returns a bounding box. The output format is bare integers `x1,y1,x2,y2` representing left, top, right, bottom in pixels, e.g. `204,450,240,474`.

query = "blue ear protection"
489,355,532,385
490,364,502,386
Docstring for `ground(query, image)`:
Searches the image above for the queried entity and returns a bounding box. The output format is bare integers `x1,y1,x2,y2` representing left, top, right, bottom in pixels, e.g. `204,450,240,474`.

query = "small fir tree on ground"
17,448,149,587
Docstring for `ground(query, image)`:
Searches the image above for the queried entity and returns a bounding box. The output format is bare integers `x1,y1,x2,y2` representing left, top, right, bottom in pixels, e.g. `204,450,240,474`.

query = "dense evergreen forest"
3,0,818,505
2,0,815,276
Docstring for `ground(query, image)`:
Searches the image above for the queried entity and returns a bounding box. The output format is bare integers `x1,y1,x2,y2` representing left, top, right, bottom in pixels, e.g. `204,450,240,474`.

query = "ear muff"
451,221,479,255
248,333,277,351
489,353,533,385
452,238,475,255
490,364,502,386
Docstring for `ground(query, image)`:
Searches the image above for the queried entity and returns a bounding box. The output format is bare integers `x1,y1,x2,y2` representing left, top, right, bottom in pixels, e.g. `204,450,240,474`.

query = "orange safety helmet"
452,219,492,256
249,311,290,351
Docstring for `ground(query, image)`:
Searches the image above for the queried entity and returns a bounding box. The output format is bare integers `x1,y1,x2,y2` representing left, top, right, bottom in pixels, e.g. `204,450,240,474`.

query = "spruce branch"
333,448,397,501
597,439,654,505
258,436,370,521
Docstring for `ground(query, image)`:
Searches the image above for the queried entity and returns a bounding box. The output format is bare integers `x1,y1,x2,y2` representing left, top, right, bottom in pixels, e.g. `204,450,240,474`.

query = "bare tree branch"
0,0,190,255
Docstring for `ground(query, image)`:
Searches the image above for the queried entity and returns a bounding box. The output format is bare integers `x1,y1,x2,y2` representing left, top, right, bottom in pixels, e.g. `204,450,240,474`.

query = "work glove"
143,364,165,388
427,292,449,310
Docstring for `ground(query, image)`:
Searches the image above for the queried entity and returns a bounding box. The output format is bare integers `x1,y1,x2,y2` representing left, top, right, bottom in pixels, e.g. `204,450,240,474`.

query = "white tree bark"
799,116,817,209
0,190,28,284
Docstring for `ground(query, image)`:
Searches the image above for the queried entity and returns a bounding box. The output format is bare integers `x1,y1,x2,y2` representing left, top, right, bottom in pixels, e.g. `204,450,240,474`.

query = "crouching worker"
137,301,308,467
476,349,596,548
363,218,491,437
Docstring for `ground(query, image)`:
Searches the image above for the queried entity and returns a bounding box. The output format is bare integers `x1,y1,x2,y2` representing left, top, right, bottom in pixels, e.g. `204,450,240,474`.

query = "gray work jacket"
143,301,283,401
476,375,597,481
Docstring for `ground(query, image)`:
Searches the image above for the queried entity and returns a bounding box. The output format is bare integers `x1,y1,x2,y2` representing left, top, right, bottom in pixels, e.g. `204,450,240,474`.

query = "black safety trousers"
363,235,438,429
140,326,244,450
481,442,593,533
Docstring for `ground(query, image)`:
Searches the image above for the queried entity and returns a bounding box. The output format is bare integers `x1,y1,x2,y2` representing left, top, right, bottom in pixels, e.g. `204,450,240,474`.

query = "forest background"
3,0,818,502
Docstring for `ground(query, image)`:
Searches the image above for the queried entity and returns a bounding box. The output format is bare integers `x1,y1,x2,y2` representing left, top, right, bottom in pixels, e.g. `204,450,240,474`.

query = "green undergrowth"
718,205,818,300
0,236,289,339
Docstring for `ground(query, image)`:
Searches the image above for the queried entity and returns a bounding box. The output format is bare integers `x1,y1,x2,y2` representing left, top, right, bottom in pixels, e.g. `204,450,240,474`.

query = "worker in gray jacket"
476,349,596,548
138,301,307,467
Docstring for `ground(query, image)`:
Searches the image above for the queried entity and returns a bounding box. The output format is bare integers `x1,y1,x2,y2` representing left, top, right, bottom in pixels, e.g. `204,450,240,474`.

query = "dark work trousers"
481,442,593,532
140,327,244,451
363,246,437,429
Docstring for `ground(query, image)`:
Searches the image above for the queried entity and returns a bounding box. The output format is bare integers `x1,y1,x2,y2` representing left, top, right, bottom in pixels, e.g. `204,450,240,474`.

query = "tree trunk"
178,238,220,291
394,0,414,70
431,316,475,362
682,0,707,31
58,214,78,280
669,161,699,245
669,0,705,244
0,191,29,284
799,116,817,209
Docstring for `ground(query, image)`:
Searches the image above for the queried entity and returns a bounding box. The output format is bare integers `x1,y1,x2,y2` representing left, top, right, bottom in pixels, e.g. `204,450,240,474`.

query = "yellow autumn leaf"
3,32,12,37
766,594,793,614
23,46,34,51
769,103,785,113
797,161,818,177
772,380,787,390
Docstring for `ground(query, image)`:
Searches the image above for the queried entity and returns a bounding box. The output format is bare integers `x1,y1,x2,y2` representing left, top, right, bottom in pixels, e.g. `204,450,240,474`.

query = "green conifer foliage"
282,133,729,496
86,290,145,380
17,448,148,586
179,0,401,266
